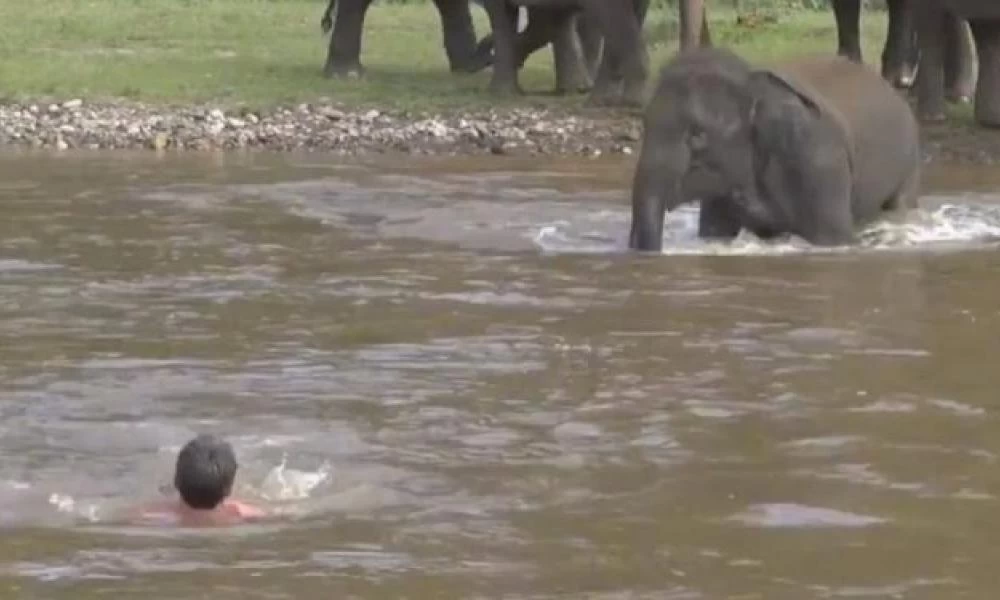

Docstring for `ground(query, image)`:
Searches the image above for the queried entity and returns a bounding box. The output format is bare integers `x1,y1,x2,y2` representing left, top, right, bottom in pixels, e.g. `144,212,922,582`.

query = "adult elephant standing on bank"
320,0,486,77
628,48,921,251
915,2,1000,126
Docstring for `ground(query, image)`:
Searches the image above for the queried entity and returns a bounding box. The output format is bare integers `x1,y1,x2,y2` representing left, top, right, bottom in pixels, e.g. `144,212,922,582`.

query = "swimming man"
132,433,266,526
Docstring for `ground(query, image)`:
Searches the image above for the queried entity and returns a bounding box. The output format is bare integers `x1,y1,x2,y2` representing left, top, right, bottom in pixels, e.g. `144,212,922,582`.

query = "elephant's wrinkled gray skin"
916,2,1000,127
628,48,921,252
481,0,648,106
320,0,485,78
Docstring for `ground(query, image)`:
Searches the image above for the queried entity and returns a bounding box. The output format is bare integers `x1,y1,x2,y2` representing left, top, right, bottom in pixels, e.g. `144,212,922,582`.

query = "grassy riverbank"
0,0,895,112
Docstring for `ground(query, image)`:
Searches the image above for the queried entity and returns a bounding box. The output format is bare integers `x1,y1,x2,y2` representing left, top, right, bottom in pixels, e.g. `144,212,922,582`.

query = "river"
1,150,1000,598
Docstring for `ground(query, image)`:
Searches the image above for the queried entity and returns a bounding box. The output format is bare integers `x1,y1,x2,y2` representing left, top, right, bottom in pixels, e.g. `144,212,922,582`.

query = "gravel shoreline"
0,97,996,164
0,98,642,158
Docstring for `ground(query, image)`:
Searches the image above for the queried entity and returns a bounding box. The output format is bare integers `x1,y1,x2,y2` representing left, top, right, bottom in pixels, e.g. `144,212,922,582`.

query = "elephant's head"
627,65,758,252
627,56,835,252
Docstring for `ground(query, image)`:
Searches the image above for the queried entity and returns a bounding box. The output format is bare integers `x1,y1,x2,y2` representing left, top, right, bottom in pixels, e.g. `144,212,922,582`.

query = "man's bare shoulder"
126,498,267,527
223,499,267,519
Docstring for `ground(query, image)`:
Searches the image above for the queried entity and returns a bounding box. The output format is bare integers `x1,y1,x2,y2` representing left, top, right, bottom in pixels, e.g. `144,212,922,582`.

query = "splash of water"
48,492,101,523
257,455,332,502
533,203,1000,256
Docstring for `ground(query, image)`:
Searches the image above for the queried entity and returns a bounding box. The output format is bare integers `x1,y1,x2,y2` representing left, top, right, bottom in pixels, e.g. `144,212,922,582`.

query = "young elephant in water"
628,48,922,251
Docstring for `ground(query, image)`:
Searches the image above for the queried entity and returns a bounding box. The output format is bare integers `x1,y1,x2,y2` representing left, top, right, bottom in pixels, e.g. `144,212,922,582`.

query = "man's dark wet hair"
173,434,238,510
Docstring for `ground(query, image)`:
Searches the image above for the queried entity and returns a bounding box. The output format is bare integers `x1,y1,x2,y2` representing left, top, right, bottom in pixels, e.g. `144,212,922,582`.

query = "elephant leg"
471,33,496,72
968,19,1000,128
634,0,650,24
323,0,373,78
589,50,622,104
576,7,604,80
914,1,949,122
882,160,921,213
433,0,482,73
585,0,648,107
550,11,592,94
698,197,743,241
621,0,652,105
513,8,557,66
512,7,590,94
483,0,523,95
882,0,917,87
679,0,706,51
832,0,863,63
944,15,977,103
472,4,593,94
320,0,335,33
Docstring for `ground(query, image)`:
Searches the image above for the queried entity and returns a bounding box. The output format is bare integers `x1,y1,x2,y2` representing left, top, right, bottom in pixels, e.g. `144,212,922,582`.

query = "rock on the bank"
0,99,643,157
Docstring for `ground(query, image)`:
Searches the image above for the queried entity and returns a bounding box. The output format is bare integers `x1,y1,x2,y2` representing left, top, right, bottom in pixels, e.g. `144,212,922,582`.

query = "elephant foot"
323,61,365,79
943,16,978,109
450,53,492,74
880,38,918,89
554,82,592,96
974,96,1000,129
619,75,648,108
884,64,917,89
488,77,524,96
586,81,624,107
591,66,647,107
586,89,642,109
894,74,916,89
462,36,496,73
585,93,621,107
946,90,972,104
946,80,976,104
917,108,949,124
448,37,492,74
838,47,863,64
554,69,593,96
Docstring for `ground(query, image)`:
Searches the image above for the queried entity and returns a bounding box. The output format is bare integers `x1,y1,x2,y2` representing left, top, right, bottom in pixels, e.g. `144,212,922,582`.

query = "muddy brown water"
2,150,1000,599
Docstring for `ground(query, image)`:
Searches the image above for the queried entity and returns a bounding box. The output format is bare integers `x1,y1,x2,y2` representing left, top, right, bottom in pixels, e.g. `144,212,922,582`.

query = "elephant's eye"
688,129,708,152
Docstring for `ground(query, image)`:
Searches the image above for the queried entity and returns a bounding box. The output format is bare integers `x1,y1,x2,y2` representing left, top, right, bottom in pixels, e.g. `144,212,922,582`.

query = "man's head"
173,434,238,510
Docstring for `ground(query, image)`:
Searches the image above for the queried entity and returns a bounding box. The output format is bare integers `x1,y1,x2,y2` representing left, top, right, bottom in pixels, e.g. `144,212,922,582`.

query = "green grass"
0,0,899,113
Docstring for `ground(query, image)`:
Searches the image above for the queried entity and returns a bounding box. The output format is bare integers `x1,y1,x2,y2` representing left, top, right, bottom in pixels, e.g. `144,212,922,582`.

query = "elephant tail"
320,0,336,35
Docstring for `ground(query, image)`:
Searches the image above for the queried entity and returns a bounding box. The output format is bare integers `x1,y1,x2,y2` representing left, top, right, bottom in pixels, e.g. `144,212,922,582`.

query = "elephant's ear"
745,66,854,173
745,69,824,130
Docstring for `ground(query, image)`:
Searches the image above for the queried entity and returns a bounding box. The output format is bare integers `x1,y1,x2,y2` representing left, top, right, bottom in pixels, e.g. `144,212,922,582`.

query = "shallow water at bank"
2,150,1000,598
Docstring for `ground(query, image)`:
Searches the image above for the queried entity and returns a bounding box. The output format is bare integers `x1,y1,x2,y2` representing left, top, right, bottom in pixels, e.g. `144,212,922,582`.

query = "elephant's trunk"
628,190,668,252
628,144,688,253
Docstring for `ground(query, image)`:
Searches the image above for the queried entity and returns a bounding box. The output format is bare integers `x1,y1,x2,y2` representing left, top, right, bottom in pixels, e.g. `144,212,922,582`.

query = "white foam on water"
257,455,332,502
47,493,103,523
728,503,887,528
532,202,1000,256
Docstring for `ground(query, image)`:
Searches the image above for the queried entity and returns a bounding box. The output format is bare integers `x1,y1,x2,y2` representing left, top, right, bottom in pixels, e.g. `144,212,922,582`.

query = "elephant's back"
771,56,914,133
775,57,920,213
